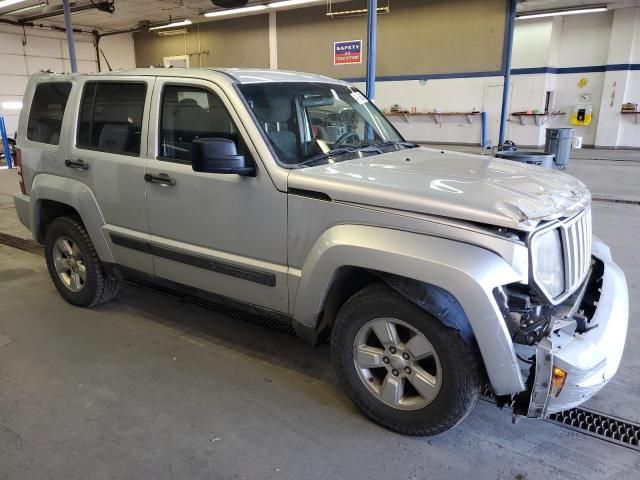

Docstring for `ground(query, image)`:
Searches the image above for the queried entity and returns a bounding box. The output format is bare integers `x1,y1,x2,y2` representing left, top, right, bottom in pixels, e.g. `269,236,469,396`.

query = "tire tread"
331,283,481,436
45,216,119,307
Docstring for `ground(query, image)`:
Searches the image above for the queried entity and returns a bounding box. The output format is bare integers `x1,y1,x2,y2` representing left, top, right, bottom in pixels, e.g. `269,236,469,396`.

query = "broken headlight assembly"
530,227,565,300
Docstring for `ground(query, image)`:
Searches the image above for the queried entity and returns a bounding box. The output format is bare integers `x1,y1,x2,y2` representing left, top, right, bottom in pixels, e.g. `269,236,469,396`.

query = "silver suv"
13,69,628,435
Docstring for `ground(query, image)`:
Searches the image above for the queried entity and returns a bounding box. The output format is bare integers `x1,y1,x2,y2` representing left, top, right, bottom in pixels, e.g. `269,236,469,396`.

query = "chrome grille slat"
560,208,592,297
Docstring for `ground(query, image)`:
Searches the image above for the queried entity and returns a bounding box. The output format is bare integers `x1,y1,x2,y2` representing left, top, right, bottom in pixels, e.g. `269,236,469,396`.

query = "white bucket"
572,136,583,149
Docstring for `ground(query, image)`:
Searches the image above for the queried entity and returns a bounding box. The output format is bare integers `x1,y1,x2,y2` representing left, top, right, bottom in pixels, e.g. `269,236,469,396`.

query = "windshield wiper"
297,147,359,167
365,140,418,150
296,141,417,168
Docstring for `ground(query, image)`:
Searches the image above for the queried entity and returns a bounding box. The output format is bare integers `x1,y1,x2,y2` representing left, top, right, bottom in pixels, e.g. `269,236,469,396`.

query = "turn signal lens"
550,367,567,397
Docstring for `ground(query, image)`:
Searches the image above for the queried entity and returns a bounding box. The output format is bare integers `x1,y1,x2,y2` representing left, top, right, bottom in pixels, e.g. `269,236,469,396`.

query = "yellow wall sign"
577,78,588,88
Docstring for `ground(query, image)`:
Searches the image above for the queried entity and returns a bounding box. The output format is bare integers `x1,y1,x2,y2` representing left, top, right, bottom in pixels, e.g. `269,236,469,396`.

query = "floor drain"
592,197,640,206
481,390,640,451
0,232,43,256
548,408,640,451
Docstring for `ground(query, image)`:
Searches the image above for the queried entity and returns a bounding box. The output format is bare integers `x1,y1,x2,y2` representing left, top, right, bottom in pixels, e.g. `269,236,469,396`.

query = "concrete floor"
0,152,639,479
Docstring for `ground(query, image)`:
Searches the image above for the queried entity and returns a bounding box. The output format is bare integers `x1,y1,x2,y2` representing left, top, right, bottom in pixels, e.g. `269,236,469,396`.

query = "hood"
287,147,591,231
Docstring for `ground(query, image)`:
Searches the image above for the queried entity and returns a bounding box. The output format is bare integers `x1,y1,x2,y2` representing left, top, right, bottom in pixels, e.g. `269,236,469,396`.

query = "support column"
498,0,517,145
62,0,78,73
594,7,640,148
269,11,278,70
365,0,377,100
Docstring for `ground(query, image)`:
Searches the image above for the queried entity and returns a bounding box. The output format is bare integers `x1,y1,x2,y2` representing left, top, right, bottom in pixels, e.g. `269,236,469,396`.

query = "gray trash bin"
545,128,573,169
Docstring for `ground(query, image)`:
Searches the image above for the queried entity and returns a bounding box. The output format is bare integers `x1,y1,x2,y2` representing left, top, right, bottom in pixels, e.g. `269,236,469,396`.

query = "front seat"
266,97,299,164
257,97,298,164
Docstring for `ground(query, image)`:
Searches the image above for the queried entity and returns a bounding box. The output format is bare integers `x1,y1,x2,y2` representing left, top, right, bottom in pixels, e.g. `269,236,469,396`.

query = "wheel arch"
30,174,114,262
292,224,527,395
36,199,80,243
375,272,475,346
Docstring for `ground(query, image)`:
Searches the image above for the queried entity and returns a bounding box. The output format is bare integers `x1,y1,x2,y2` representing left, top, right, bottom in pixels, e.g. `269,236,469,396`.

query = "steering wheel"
333,131,360,148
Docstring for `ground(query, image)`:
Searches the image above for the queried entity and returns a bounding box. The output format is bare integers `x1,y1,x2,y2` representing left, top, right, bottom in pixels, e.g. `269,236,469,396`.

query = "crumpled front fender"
293,224,527,395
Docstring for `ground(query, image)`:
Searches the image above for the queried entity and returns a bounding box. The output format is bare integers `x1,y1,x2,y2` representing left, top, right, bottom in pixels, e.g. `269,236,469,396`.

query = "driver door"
144,78,289,313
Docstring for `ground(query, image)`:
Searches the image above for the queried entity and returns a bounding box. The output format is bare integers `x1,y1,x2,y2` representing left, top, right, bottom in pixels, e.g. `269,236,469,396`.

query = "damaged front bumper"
526,239,629,418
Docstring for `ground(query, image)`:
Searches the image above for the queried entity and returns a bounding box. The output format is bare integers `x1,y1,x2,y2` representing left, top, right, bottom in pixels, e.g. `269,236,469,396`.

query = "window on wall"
159,85,247,162
27,83,72,145
77,82,146,155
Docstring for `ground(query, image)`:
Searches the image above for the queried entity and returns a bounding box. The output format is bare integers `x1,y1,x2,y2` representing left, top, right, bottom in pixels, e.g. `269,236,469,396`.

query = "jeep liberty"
13,69,628,435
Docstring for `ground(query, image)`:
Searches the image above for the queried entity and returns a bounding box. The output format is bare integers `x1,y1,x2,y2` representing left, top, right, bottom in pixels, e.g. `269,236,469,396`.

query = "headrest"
257,95,291,123
179,98,199,107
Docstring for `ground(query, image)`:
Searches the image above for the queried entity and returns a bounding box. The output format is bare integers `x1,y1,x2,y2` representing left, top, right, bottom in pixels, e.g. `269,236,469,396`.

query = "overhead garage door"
0,25,98,136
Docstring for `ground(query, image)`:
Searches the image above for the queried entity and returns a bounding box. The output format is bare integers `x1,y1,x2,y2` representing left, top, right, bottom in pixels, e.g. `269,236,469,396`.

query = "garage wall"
277,0,506,78
98,33,137,71
0,24,97,136
383,8,640,149
129,4,640,149
131,0,507,77
130,0,508,147
502,12,614,148
133,15,270,68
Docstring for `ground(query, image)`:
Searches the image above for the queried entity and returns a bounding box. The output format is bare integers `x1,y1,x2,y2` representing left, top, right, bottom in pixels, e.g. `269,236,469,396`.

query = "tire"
44,216,119,307
331,283,481,436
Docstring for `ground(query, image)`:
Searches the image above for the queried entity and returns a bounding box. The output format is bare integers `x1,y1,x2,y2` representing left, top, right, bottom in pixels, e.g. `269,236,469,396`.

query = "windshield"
237,82,408,167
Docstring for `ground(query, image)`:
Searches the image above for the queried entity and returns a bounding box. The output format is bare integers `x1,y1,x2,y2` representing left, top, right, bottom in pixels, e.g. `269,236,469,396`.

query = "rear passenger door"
67,78,155,274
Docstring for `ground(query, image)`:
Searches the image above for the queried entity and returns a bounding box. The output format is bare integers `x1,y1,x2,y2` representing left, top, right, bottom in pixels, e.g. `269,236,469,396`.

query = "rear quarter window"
26,82,72,145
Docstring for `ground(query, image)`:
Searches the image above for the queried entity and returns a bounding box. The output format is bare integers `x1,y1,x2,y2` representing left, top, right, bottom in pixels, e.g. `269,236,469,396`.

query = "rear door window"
77,82,146,156
27,82,72,145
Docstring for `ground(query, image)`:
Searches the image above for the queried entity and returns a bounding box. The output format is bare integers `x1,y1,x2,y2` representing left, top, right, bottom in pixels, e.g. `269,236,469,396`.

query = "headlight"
531,228,564,299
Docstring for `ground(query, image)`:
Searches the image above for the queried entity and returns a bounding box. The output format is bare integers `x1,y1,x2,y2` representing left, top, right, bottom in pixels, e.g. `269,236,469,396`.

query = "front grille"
560,208,592,295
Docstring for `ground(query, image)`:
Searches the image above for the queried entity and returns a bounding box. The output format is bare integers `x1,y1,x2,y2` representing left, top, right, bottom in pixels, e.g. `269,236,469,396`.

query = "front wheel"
331,284,481,435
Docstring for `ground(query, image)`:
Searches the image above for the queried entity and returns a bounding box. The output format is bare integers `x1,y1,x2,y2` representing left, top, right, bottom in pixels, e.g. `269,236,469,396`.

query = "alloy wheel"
52,236,87,293
353,317,442,410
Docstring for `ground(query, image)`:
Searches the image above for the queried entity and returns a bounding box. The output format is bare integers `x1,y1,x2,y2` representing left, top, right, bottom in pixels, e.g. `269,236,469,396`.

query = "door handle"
144,172,176,186
65,159,89,170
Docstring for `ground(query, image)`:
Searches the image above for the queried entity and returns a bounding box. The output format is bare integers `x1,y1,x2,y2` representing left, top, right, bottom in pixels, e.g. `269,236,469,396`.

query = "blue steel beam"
365,0,378,100
62,0,78,73
0,116,13,169
499,0,517,145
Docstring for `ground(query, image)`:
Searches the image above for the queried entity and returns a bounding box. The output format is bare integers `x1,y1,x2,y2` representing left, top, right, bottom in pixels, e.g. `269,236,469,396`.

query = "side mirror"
190,138,255,176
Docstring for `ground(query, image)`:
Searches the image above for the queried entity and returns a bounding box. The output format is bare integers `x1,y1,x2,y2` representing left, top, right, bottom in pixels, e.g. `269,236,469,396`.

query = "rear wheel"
331,283,481,435
44,216,119,307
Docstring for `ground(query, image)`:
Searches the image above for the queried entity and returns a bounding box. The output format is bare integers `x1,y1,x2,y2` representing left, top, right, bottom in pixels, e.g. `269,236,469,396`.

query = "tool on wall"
570,104,592,126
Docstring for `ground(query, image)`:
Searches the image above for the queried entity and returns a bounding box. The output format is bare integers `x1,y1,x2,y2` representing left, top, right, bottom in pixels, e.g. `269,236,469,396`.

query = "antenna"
100,49,113,72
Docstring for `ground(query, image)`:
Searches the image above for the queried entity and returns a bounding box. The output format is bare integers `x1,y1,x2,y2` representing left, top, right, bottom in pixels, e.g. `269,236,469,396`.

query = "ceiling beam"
18,0,114,22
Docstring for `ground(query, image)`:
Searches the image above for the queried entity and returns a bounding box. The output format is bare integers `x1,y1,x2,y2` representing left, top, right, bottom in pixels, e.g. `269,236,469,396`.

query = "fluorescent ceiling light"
0,0,30,10
517,7,606,20
156,28,189,36
203,5,267,17
269,0,320,8
4,3,44,15
2,101,23,110
327,6,388,18
149,19,192,31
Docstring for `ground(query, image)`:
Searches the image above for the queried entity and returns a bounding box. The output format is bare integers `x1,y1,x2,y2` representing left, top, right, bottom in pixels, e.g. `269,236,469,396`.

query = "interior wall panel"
132,0,506,77
134,15,270,69
277,0,507,78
